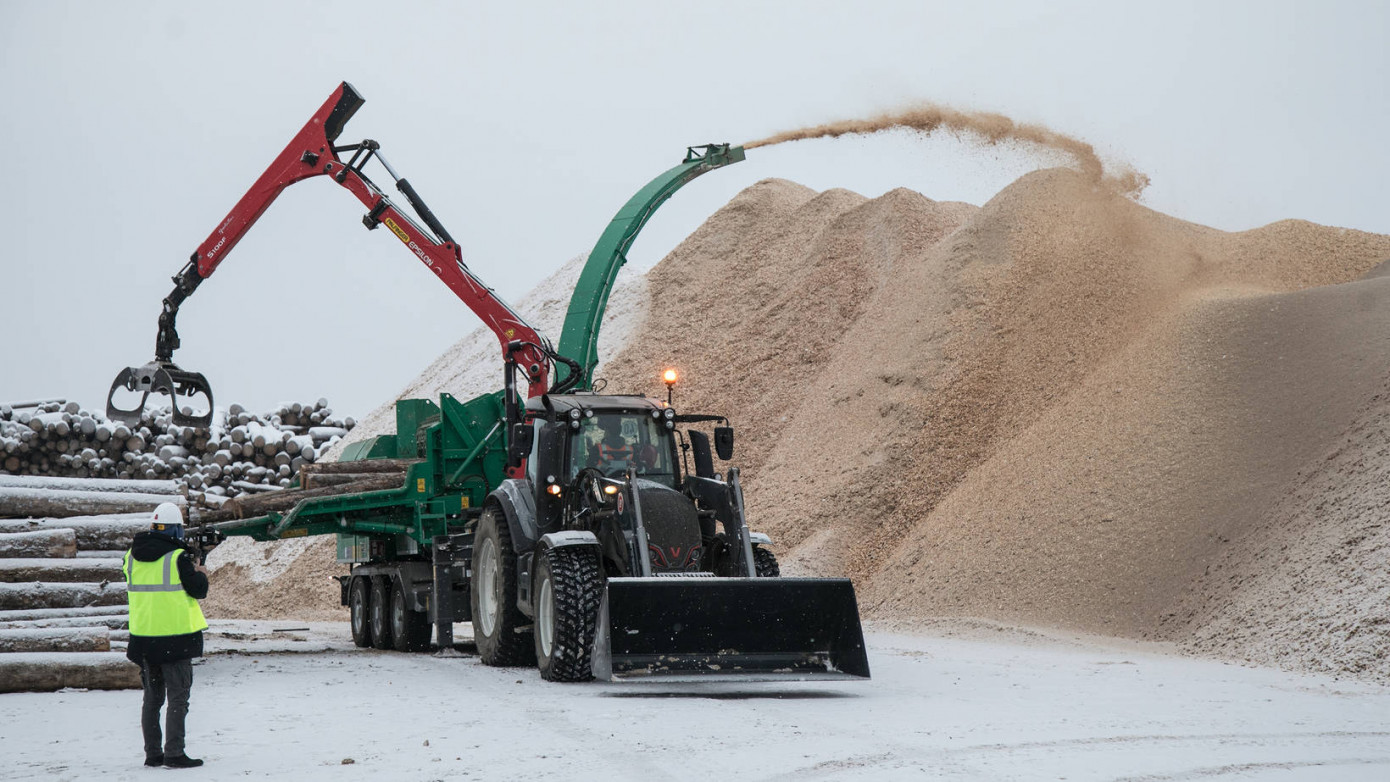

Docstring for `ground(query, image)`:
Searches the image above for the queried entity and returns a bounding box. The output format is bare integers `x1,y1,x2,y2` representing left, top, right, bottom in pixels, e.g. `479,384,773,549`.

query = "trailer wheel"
470,506,531,666
369,576,393,650
391,578,432,653
754,547,780,578
349,576,372,648
534,546,603,682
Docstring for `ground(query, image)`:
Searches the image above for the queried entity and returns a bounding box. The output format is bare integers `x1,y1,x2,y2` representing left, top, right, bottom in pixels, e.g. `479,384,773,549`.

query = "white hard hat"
152,502,184,527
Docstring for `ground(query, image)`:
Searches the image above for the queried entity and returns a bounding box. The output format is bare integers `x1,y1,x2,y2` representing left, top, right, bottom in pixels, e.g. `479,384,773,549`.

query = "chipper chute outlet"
592,576,871,682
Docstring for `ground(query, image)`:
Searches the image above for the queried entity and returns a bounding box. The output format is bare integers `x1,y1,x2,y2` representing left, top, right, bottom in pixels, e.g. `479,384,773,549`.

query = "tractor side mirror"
508,423,534,468
714,426,734,461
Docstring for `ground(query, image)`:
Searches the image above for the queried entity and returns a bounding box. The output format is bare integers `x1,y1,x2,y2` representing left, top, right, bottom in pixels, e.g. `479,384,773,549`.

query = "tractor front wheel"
534,545,604,682
753,547,780,578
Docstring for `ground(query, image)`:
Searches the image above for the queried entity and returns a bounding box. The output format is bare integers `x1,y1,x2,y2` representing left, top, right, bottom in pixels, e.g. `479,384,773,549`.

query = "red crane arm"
184,82,553,397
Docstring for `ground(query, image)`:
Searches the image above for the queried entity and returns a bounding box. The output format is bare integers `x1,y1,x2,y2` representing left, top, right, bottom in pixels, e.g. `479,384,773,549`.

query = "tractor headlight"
664,421,674,430
663,408,675,420
650,409,660,419
603,484,618,495
546,483,562,496
568,409,581,421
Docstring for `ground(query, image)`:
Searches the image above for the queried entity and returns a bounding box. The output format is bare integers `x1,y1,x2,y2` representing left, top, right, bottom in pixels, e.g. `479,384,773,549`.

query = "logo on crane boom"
383,217,411,245
384,217,437,271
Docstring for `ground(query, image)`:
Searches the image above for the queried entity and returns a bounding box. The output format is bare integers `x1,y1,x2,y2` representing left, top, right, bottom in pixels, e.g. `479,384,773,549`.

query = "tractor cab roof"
526,393,662,419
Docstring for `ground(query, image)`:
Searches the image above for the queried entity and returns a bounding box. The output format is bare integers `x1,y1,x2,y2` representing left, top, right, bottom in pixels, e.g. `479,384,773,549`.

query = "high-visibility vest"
599,442,632,462
123,549,208,637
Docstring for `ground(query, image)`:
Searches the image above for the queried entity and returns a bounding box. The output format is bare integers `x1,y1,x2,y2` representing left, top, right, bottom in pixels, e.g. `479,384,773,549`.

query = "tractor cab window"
569,413,676,488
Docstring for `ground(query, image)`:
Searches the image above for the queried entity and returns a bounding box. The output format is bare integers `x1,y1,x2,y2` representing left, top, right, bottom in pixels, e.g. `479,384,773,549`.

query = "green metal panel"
394,398,441,459
557,144,745,390
339,435,398,461
213,391,503,558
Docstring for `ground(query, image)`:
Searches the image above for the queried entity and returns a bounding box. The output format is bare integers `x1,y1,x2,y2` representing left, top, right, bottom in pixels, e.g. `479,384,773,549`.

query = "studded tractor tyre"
533,545,604,682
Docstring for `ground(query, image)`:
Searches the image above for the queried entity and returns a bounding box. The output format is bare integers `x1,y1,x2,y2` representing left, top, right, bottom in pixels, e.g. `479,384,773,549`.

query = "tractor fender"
489,478,539,554
538,530,601,552
748,531,772,546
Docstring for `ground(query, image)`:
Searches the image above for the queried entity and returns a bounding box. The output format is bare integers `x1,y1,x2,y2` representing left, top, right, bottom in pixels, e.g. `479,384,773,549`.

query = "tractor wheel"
369,576,393,650
348,576,372,648
754,547,780,578
470,505,532,666
533,546,604,682
391,577,432,653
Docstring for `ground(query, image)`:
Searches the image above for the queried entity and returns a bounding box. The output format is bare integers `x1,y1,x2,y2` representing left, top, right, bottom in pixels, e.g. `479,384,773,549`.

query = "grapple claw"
105,361,214,428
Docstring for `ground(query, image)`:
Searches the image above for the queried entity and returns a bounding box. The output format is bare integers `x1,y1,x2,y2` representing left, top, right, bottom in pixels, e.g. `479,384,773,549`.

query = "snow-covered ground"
3,621,1388,781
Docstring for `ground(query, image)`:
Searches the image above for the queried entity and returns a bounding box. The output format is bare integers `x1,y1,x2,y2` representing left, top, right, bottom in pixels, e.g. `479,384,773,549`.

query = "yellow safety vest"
123,549,208,637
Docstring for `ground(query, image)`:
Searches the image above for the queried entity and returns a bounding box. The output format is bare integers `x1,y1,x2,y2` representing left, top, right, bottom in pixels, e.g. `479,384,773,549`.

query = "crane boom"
107,82,556,427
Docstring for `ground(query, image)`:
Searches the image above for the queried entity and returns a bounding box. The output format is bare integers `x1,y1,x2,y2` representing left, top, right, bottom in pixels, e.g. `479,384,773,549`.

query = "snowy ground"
3,621,1388,781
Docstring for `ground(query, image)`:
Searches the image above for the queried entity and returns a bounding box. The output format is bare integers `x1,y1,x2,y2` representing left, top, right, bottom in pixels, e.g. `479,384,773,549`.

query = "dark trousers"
139,658,193,758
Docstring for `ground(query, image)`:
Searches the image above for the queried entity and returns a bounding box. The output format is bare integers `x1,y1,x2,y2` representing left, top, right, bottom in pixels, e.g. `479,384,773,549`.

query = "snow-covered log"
0,615,128,631
0,605,127,622
0,517,151,550
0,652,140,692
0,626,110,653
0,475,182,495
221,474,402,519
0,487,184,518
0,581,126,611
0,558,124,583
0,528,77,558
301,458,420,475
298,472,398,490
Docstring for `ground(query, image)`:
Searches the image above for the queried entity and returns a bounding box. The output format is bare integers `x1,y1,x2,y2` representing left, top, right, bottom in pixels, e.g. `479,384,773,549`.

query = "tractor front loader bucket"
592,577,870,681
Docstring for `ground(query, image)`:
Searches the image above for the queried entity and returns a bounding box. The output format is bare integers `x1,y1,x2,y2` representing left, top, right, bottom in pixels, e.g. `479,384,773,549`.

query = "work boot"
144,754,164,767
163,755,204,769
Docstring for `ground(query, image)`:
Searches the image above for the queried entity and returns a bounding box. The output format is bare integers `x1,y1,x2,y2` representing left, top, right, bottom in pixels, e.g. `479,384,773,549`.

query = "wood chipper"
119,82,869,682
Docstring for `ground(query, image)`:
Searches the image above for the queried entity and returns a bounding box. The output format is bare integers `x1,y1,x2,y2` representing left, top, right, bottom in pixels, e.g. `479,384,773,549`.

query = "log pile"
0,513,142,691
0,398,356,509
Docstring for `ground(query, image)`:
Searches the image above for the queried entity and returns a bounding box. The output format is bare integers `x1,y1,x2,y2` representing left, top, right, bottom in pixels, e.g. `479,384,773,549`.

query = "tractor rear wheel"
391,577,432,653
369,576,393,650
533,545,604,682
349,576,371,648
470,506,532,666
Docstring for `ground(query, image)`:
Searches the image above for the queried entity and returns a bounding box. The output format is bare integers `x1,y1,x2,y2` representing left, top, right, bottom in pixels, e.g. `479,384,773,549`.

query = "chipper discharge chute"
594,576,870,681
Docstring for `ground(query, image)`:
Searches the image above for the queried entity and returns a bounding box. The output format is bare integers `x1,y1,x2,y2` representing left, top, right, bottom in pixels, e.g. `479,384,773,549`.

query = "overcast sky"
2,1,1385,419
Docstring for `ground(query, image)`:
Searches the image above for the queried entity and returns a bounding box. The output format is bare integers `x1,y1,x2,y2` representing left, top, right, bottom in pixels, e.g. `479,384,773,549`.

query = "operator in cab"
591,424,633,473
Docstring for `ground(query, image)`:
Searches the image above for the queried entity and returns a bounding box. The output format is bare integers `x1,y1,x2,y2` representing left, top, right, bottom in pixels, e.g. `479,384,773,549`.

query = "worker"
596,426,633,470
123,501,210,769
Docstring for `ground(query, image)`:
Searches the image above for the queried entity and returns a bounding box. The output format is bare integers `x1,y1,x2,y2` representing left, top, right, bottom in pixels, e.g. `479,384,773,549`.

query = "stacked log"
0,398,356,508
0,528,77,558
0,627,110,653
0,652,140,692
0,506,138,690
0,513,151,549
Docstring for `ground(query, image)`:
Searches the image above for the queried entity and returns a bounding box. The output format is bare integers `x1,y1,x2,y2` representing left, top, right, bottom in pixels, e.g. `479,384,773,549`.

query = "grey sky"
2,1,1385,419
